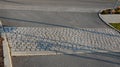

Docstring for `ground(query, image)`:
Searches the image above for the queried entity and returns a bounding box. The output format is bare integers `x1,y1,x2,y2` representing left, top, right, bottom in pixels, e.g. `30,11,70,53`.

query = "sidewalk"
99,10,120,33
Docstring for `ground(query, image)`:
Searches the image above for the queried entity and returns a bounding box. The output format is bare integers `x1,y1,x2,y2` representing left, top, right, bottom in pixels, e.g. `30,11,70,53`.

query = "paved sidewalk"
100,15,120,23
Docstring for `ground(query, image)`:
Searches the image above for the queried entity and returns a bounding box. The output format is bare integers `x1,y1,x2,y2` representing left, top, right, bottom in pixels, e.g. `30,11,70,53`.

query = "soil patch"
0,37,4,67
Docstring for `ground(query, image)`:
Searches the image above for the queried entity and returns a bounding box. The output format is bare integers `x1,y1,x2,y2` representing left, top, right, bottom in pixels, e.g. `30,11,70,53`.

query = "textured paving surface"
4,27,120,56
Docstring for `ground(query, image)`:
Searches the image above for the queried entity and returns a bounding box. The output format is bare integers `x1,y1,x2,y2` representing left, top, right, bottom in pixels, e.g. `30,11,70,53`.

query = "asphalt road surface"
0,0,115,28
0,0,120,67
12,53,120,67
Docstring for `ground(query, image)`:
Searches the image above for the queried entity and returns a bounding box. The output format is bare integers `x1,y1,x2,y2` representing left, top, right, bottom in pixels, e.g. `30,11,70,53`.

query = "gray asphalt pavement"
0,0,115,28
12,53,120,67
0,10,110,28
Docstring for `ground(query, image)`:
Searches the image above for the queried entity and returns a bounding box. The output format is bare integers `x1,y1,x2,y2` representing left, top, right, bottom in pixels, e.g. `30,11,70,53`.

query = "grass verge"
109,23,120,31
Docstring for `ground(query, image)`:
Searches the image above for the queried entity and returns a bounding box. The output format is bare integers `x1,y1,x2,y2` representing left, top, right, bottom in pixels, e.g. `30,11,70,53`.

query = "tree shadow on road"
0,16,120,38
65,52,120,65
0,0,25,4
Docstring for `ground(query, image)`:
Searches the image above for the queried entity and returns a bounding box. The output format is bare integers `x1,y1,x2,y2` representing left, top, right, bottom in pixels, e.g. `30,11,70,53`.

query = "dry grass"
109,23,120,31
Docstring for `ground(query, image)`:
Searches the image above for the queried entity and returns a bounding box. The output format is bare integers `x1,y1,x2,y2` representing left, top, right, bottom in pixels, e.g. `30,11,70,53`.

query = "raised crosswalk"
4,27,120,56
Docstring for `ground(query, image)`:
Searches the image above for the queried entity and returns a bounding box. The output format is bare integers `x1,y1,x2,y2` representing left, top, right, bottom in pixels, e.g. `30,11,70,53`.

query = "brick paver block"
4,27,120,56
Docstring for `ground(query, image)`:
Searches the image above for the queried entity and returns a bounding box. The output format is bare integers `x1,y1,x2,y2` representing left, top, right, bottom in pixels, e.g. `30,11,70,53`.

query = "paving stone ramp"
3,27,120,56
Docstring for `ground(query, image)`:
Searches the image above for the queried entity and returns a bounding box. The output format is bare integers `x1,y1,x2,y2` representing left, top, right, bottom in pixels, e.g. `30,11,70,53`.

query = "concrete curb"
98,10,120,33
12,51,57,56
0,21,13,67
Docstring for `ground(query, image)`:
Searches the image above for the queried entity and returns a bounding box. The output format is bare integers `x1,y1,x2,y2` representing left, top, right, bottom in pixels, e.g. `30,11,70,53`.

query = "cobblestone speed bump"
3,27,120,56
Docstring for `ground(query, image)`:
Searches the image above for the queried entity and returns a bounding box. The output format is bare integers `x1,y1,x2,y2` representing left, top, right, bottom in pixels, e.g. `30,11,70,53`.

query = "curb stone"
98,10,120,33
0,21,13,67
